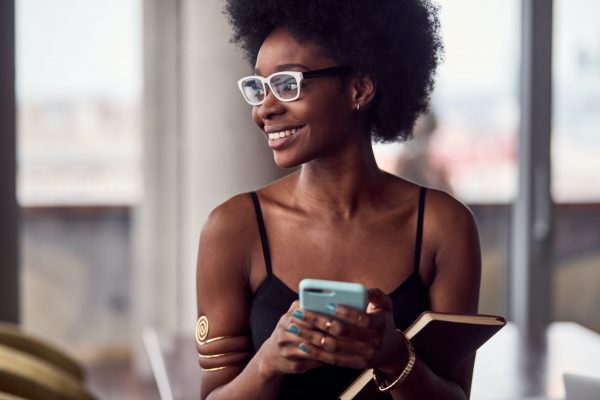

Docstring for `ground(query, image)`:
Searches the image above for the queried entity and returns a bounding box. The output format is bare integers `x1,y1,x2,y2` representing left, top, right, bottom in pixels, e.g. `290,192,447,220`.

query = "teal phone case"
299,279,367,316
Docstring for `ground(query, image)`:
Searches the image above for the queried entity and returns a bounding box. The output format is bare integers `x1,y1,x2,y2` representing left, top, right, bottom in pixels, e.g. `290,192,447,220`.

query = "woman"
196,0,480,399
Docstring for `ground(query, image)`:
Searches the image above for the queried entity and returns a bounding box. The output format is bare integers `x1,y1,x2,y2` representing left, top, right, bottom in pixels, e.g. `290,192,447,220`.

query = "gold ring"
324,320,332,332
320,334,326,347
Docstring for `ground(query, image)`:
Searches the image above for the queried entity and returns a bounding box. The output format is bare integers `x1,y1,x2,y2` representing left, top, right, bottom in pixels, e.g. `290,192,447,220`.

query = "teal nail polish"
298,343,309,353
292,309,304,320
288,324,301,335
326,303,337,313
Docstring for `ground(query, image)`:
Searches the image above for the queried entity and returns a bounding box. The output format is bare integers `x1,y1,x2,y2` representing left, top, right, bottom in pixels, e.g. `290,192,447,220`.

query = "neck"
293,133,387,218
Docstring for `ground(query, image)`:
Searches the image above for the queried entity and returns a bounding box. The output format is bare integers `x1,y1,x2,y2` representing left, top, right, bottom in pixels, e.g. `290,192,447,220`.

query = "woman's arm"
197,196,282,400
382,189,482,399
196,195,323,400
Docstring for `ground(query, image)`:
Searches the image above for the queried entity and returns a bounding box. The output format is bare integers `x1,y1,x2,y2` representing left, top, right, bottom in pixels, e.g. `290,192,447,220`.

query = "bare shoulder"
197,174,295,276
196,192,258,310
422,188,481,313
423,188,478,246
201,193,257,242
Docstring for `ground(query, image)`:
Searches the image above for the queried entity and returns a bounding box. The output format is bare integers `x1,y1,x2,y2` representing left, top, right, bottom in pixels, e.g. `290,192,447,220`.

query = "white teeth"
267,128,300,140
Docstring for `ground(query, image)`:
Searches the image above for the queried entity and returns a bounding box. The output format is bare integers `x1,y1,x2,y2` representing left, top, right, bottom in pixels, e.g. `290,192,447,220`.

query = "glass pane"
552,0,600,334
373,0,519,319
17,0,142,206
16,0,146,397
552,0,600,203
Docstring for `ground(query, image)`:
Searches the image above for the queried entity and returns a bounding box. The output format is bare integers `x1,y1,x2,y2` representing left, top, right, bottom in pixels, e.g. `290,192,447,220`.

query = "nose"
256,85,285,120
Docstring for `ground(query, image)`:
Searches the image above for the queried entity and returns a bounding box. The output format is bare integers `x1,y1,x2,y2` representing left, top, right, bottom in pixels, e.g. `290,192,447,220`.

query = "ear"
350,74,376,111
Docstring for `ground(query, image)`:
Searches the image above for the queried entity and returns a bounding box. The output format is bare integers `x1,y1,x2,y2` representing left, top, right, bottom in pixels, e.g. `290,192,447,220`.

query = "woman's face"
252,28,358,168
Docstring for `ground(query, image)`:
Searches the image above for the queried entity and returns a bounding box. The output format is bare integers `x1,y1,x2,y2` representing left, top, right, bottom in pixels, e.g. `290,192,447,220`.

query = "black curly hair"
225,0,443,143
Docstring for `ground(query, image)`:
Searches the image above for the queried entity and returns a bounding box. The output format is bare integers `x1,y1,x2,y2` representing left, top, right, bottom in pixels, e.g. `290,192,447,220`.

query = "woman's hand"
290,288,407,373
257,301,325,379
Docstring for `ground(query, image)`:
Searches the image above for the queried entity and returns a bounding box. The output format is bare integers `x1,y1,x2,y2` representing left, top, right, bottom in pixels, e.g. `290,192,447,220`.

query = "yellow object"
372,332,416,392
200,364,236,372
195,335,234,347
0,392,27,400
195,316,209,343
0,323,83,381
0,344,96,400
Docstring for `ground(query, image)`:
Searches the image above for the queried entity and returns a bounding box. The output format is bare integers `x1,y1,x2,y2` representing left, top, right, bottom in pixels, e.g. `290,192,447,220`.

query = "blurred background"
1,0,599,399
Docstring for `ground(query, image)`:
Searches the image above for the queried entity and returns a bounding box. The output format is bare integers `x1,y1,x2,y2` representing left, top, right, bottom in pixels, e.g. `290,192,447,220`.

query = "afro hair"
225,0,443,143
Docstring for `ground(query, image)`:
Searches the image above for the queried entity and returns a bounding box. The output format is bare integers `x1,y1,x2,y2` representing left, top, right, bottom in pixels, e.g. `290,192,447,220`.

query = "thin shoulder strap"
249,192,273,276
413,187,428,273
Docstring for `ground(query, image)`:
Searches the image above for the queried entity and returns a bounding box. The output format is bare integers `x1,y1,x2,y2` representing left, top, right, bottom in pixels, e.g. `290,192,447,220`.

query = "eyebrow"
254,63,310,75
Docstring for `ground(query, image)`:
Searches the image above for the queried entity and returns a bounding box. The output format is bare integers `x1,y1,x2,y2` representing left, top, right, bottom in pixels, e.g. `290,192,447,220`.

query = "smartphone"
299,279,367,316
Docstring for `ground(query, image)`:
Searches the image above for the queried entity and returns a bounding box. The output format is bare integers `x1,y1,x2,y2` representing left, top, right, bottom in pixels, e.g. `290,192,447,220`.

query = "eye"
280,78,298,93
250,81,264,93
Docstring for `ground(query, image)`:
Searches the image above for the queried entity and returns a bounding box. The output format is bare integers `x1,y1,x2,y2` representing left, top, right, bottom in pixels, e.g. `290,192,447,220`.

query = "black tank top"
248,188,430,399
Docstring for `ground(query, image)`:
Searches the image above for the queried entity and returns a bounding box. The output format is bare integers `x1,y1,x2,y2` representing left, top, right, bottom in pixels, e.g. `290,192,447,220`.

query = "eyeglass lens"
241,73,300,104
241,79,265,104
270,74,299,100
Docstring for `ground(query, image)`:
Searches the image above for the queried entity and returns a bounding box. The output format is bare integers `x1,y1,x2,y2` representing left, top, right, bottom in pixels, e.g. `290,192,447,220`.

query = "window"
17,0,142,206
552,0,600,202
17,0,142,356
373,0,519,318
552,0,600,335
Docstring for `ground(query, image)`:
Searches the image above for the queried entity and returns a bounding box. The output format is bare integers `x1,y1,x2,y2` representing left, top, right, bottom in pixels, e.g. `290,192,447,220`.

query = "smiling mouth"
267,128,299,141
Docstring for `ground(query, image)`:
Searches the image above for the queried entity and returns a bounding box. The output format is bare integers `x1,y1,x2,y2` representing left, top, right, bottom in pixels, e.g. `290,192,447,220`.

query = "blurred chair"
0,323,83,381
0,392,27,400
0,322,95,400
0,342,96,400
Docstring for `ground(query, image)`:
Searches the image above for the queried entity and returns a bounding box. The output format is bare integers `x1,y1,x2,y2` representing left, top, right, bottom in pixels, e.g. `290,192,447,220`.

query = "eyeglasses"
237,66,352,106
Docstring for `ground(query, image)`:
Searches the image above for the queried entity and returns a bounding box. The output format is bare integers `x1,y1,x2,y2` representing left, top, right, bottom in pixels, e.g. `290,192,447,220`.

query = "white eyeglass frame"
237,66,352,106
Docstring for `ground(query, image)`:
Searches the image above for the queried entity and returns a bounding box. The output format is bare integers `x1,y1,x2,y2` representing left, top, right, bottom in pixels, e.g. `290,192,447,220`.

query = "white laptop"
564,373,600,400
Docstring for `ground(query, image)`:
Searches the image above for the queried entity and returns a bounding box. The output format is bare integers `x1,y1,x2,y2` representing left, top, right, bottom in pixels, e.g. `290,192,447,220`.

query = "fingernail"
288,324,301,335
326,303,337,313
298,343,309,353
292,309,304,320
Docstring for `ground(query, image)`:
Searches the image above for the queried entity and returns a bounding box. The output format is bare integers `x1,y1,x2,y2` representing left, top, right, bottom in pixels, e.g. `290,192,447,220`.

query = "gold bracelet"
198,352,238,359
196,335,235,346
372,331,416,392
201,365,237,372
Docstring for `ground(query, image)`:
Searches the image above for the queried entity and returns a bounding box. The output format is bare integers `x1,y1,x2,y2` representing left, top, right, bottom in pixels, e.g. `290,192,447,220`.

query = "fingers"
287,308,381,362
297,305,383,339
333,304,379,329
300,328,339,353
267,304,325,374
367,288,393,312
290,325,375,368
280,290,397,371
298,338,377,369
